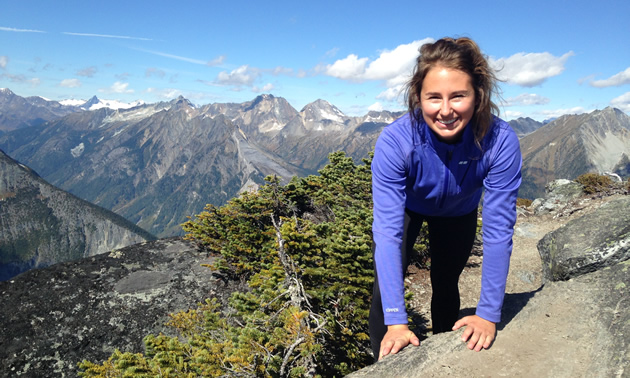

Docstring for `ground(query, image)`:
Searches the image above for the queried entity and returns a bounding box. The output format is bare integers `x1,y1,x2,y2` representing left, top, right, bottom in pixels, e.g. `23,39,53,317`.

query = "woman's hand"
452,315,496,351
379,324,421,360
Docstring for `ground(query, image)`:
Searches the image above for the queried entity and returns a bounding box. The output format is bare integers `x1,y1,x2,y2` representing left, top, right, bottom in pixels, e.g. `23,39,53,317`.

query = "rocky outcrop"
0,238,238,377
348,183,629,377
538,196,630,282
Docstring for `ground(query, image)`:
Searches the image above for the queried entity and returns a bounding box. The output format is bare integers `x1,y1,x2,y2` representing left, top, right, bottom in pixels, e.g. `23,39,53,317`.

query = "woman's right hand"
379,324,421,360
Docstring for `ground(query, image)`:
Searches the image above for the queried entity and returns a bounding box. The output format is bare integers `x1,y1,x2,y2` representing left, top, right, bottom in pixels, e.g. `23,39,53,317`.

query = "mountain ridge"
0,149,156,280
1,88,628,235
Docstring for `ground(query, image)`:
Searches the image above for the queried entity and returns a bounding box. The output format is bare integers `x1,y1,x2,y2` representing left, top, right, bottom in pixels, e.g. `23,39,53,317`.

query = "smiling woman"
369,36,522,362
419,67,476,143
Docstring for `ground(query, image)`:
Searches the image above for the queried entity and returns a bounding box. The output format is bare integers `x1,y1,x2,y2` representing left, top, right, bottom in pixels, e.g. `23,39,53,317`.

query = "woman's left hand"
452,315,496,351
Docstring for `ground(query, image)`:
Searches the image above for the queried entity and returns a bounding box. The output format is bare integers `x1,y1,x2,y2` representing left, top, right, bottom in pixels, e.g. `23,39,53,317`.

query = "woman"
369,37,522,361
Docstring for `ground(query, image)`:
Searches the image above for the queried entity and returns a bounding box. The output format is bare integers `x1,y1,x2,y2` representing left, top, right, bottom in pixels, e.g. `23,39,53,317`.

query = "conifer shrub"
575,173,613,194
80,151,429,377
516,198,533,208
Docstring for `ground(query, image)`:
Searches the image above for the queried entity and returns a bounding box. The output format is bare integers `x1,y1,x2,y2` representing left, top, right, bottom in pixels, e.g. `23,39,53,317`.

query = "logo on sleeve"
385,308,399,313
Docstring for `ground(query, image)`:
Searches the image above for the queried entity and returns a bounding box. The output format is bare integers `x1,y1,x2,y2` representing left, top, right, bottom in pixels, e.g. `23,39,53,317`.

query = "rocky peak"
237,94,298,133
508,116,543,137
80,95,101,110
301,99,345,122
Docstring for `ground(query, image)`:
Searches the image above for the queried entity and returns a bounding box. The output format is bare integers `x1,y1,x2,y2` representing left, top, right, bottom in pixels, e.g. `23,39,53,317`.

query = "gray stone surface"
348,192,630,378
347,260,630,378
0,237,237,377
538,196,630,282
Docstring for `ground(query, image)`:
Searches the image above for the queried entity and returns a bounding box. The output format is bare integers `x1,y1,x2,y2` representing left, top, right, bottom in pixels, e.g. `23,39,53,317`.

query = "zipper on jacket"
438,148,453,208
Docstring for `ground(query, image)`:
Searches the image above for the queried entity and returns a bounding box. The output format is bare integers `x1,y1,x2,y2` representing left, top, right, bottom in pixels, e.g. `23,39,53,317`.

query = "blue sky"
1,0,629,121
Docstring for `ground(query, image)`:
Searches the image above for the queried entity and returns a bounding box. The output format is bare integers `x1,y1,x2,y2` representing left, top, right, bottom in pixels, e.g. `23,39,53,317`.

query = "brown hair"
406,37,500,147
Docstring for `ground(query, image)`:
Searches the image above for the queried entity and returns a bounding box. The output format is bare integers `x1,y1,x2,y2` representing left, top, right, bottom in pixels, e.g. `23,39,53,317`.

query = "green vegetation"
79,151,421,377
575,173,613,194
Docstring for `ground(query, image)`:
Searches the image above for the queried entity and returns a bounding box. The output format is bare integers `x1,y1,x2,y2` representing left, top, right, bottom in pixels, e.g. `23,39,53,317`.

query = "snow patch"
71,143,85,158
319,108,343,122
59,99,86,106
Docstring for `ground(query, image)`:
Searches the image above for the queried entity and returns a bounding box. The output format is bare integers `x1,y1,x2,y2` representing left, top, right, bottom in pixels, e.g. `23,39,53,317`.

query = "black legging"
369,208,478,360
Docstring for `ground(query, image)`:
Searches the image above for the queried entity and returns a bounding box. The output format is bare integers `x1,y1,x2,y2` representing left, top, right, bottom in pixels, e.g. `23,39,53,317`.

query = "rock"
537,196,630,282
347,191,630,377
532,179,584,215
346,259,630,378
0,237,238,377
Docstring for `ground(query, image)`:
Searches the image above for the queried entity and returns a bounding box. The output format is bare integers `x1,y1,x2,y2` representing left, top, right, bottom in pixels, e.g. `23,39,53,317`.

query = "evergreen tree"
79,151,425,377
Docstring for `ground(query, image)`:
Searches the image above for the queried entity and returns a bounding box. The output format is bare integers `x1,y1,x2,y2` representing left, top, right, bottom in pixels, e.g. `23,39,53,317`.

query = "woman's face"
420,66,476,143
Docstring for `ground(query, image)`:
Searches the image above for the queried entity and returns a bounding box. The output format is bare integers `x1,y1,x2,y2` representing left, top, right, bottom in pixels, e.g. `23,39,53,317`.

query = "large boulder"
346,259,630,377
0,237,236,377
537,196,630,282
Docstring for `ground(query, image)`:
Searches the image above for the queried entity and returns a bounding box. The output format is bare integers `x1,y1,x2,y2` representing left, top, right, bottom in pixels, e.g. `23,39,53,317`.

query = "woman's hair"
406,37,500,147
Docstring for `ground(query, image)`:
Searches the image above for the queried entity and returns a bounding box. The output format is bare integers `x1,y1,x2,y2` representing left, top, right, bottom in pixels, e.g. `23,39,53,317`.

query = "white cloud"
492,51,574,87
145,67,166,78
135,48,209,65
539,107,587,119
368,102,384,112
76,66,97,77
215,65,260,86
207,55,226,67
504,93,551,106
376,86,404,102
0,55,7,69
63,32,151,41
504,110,524,120
365,40,432,81
324,39,433,84
590,67,630,88
253,83,274,92
325,54,369,81
0,26,45,33
324,47,340,59
59,78,82,88
99,81,134,94
272,66,293,76
610,92,630,113
146,87,183,99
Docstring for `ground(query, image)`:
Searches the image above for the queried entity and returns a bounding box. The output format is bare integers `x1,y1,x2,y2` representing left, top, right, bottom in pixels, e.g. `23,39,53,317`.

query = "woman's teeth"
439,118,458,125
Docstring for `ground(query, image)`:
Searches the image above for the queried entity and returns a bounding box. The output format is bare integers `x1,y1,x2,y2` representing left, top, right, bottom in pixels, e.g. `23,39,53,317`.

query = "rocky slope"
0,150,155,280
0,88,82,132
0,238,239,377
519,107,630,199
349,182,630,378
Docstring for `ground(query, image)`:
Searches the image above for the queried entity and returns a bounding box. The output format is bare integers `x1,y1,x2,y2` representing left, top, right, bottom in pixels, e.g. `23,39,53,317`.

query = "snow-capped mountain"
60,95,145,111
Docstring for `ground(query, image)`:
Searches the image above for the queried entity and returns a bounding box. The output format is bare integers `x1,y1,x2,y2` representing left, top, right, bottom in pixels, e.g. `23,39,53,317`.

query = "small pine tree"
79,152,385,377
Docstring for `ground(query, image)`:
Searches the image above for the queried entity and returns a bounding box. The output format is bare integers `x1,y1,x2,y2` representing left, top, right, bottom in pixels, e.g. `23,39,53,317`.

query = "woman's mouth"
438,118,458,126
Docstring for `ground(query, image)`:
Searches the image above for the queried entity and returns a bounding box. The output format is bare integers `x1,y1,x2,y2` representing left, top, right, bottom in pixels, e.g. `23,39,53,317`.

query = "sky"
1,0,629,121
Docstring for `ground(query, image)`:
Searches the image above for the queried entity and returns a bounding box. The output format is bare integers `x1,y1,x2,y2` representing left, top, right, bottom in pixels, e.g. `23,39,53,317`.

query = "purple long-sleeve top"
372,113,522,325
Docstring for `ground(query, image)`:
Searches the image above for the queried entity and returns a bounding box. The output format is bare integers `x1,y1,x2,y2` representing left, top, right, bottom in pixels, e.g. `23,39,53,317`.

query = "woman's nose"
440,101,452,115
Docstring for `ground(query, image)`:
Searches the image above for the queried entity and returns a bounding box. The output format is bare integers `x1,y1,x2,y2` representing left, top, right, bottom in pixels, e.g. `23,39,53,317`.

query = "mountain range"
0,149,155,280
1,88,629,238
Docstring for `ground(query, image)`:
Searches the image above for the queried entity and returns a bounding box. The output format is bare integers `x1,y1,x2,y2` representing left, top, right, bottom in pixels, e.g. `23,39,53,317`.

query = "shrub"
79,151,403,377
575,173,613,194
516,198,533,208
